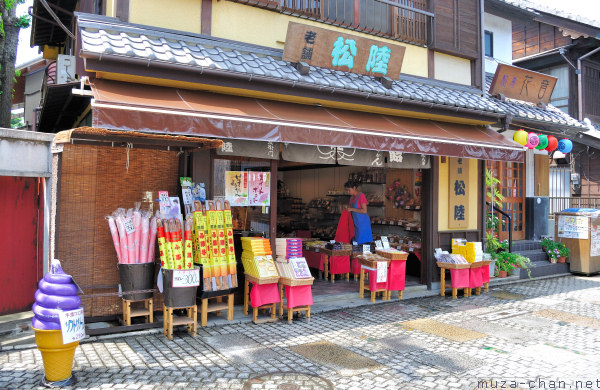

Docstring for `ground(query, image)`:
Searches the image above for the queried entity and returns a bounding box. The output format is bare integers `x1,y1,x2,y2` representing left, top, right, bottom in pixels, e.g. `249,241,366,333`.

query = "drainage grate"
243,372,333,390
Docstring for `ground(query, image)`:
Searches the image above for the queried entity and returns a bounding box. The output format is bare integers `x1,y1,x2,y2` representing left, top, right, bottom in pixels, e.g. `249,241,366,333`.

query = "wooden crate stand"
437,262,471,299
199,294,234,327
321,248,352,283
122,298,153,326
244,274,280,324
278,277,313,323
163,305,197,340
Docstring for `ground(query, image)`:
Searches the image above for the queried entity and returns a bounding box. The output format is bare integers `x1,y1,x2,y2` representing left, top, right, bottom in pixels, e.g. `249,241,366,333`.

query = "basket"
375,250,408,261
436,262,471,269
162,268,198,308
320,248,353,257
278,277,314,286
245,273,280,285
118,263,155,300
357,257,389,269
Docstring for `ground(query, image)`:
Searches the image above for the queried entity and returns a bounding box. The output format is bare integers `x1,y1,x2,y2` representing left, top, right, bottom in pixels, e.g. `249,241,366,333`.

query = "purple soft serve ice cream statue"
32,259,81,330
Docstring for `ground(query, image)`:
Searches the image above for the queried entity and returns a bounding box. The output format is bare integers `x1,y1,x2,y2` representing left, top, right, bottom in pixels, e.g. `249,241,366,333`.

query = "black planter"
162,268,198,308
118,263,155,300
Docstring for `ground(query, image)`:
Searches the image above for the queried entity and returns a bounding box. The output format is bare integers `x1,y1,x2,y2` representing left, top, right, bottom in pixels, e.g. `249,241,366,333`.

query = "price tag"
58,308,85,344
353,241,358,246
381,236,390,249
182,188,193,205
159,191,170,206
363,244,371,254
375,240,383,250
330,240,336,244
376,261,388,283
172,269,200,287
124,217,135,234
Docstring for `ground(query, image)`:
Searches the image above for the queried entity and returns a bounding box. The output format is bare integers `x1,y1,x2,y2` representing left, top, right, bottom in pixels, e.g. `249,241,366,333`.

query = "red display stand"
437,262,471,299
278,278,313,323
387,259,407,299
243,274,280,324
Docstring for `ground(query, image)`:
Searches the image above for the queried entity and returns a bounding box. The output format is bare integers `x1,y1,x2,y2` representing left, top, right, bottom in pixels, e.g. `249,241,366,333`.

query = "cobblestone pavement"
3,275,600,389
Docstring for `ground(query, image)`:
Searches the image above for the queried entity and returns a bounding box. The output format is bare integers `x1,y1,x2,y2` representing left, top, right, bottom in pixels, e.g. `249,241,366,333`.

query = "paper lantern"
558,139,573,154
546,135,558,152
513,129,528,145
525,133,539,149
536,134,548,150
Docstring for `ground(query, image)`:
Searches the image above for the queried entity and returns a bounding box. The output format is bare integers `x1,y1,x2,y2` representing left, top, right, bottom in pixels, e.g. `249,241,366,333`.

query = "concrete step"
519,260,569,279
513,249,549,263
512,240,543,252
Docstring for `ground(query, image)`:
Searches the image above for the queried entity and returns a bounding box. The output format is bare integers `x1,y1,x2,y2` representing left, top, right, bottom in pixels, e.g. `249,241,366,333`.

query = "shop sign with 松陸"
282,22,406,80
448,158,469,229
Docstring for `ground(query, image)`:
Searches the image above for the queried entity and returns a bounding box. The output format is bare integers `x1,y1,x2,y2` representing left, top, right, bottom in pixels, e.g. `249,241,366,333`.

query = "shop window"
484,30,493,58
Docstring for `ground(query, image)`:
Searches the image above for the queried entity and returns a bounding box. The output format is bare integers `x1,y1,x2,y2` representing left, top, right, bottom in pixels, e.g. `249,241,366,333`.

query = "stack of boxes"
275,238,303,261
465,242,483,263
241,237,279,278
275,238,311,279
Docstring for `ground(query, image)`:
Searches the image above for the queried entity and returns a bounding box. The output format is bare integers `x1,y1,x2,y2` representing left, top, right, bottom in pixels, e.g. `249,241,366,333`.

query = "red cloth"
367,268,388,291
285,285,313,308
480,265,490,283
250,282,280,308
303,250,324,270
351,257,361,275
468,266,483,288
387,260,406,291
329,255,350,274
449,269,470,288
334,209,355,244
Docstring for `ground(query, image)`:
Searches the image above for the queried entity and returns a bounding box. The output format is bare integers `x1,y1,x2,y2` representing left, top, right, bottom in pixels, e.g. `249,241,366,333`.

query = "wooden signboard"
448,157,469,229
282,22,406,80
489,64,557,106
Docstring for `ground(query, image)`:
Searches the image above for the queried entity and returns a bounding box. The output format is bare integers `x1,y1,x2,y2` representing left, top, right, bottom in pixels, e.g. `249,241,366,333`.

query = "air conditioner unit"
56,54,76,84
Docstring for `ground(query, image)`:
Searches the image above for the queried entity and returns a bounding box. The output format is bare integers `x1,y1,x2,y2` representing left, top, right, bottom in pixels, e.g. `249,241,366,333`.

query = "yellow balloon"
513,129,528,145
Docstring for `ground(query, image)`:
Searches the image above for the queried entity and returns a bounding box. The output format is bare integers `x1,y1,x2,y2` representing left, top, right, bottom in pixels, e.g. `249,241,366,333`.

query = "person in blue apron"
344,180,373,244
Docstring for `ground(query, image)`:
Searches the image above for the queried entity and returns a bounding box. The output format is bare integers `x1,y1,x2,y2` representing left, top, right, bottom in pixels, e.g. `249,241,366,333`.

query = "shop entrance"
488,161,525,241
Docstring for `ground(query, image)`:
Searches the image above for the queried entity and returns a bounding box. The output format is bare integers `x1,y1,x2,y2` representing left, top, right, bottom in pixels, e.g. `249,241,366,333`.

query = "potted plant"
494,252,518,278
557,243,570,263
541,237,554,252
545,242,560,263
514,254,532,279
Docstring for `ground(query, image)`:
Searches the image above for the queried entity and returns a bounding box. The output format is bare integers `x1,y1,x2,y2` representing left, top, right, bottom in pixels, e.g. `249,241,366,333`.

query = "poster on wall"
225,171,248,206
591,225,600,256
557,215,589,239
448,158,469,229
248,172,271,206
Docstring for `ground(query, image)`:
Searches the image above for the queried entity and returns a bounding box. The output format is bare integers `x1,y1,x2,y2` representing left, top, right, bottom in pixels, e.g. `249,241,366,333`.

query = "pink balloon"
526,133,539,149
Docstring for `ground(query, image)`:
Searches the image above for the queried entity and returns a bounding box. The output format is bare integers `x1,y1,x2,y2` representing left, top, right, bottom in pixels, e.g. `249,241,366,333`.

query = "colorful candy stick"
133,210,141,263
147,216,157,263
116,216,130,264
106,216,122,263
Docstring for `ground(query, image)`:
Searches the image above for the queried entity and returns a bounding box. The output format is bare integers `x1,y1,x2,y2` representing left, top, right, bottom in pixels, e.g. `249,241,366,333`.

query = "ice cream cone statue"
32,259,83,386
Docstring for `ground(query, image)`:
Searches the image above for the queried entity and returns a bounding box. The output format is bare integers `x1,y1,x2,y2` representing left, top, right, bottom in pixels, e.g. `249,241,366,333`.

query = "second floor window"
484,30,493,58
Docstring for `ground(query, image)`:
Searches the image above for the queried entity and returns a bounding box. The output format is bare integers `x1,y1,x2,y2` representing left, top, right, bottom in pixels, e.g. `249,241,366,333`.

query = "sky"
14,0,600,67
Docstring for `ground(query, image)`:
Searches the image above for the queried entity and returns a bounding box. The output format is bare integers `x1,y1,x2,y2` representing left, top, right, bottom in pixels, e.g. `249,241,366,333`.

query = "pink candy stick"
116,217,129,264
133,211,142,264
147,217,157,263
107,217,122,263
140,215,149,264
126,220,136,264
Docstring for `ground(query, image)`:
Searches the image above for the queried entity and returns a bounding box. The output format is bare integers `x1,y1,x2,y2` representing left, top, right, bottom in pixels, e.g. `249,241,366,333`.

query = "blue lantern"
557,139,573,154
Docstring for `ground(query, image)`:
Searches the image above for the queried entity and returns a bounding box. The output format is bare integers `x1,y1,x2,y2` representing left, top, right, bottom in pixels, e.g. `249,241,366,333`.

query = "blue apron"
351,194,373,244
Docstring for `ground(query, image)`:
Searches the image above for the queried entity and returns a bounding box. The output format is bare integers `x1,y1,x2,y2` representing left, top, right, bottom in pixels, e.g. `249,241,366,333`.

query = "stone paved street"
3,275,600,389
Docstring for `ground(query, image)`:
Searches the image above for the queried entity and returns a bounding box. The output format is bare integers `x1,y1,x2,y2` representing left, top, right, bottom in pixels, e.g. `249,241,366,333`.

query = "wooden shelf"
129,308,150,317
206,302,229,312
171,316,195,326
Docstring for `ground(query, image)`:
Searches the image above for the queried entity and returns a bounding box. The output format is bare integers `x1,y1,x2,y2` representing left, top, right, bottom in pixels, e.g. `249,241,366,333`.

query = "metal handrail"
486,201,512,253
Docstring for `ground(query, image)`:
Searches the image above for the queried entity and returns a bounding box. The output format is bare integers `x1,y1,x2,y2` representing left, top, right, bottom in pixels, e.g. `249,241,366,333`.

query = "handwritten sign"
225,171,248,206
58,308,85,344
159,191,170,206
124,218,135,234
489,64,557,106
557,215,589,240
283,22,406,80
182,188,193,205
375,240,383,250
363,244,371,254
381,236,390,249
248,172,271,206
448,157,469,229
172,269,200,287
376,261,387,283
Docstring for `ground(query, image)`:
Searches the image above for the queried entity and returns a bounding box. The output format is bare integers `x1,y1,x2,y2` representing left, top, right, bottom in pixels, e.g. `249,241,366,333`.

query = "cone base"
33,328,79,383
42,374,77,388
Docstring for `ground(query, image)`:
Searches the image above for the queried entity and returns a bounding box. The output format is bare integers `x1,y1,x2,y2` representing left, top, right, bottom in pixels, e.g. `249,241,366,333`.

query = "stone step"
511,240,543,252
512,249,549,263
519,260,570,279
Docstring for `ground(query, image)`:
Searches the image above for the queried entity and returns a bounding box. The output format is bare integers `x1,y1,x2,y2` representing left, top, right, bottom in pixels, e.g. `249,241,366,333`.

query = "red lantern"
546,135,558,152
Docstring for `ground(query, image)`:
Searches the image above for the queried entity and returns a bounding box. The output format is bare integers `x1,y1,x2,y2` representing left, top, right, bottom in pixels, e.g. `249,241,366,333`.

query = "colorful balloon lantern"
513,129,528,146
557,139,573,154
546,135,558,152
526,133,539,149
536,134,548,150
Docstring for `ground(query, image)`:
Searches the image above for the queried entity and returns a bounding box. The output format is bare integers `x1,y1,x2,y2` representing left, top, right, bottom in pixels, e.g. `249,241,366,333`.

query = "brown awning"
91,79,524,162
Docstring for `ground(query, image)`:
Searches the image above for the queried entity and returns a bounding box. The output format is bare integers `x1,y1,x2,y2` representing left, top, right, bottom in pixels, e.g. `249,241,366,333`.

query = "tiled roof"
78,13,585,130
492,0,600,29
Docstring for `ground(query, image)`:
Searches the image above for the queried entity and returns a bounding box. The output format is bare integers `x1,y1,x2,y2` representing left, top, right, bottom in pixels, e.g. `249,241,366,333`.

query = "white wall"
483,12,513,73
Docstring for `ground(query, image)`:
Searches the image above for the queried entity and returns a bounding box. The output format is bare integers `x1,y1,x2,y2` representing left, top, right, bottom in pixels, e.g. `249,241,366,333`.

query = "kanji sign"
489,64,557,106
283,22,406,79
448,157,469,229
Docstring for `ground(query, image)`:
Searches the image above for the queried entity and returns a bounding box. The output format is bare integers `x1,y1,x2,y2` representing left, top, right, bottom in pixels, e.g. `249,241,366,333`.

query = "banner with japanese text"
248,172,271,206
448,158,469,229
225,171,248,206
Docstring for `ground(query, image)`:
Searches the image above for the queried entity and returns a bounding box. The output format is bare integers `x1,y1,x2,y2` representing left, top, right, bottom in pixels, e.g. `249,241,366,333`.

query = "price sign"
375,240,383,250
381,236,390,249
409,247,414,252
330,240,336,244
182,188,193,205
363,244,371,254
159,191,170,206
124,217,135,234
58,308,85,344
353,241,358,246
376,261,388,283
172,269,200,287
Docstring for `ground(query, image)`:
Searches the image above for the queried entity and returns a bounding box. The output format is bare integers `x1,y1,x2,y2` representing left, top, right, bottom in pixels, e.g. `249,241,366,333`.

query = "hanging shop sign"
386,152,431,169
224,171,271,207
336,148,385,167
282,22,406,79
281,144,337,164
216,139,280,159
489,64,557,106
448,157,469,229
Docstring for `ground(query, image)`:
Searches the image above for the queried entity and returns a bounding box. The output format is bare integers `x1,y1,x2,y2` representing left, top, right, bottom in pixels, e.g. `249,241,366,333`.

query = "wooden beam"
201,0,212,35
116,0,129,22
269,159,278,254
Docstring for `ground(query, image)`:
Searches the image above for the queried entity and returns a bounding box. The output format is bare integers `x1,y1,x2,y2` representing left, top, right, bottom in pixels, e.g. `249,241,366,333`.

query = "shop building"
27,0,584,318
